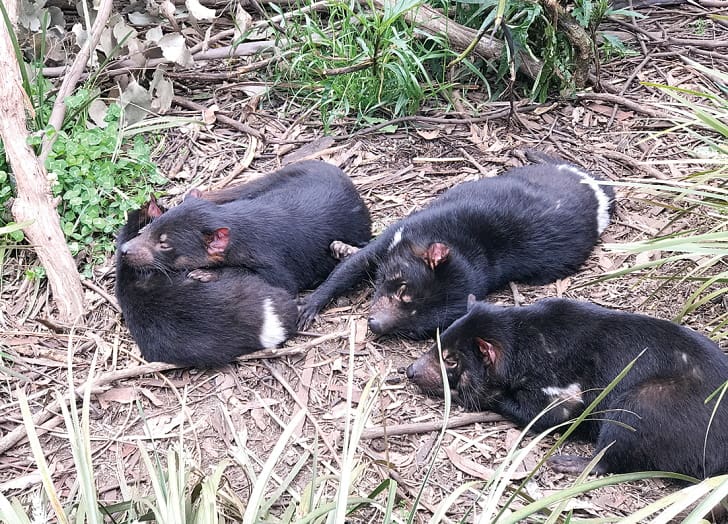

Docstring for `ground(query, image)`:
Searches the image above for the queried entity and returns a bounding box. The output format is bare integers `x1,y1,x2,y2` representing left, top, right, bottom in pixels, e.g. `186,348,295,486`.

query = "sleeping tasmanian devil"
407,297,728,478
298,156,615,338
118,160,372,294
115,197,298,367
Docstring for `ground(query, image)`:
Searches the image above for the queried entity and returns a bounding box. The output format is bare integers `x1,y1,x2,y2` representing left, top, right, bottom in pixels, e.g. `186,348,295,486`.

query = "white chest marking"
541,383,584,403
558,164,612,234
259,298,287,348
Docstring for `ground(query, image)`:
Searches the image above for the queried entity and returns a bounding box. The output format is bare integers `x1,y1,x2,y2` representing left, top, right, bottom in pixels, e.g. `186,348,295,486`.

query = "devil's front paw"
187,269,219,283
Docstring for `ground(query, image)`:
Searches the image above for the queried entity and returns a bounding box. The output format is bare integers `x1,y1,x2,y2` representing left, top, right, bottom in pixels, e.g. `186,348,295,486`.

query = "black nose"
405,364,415,379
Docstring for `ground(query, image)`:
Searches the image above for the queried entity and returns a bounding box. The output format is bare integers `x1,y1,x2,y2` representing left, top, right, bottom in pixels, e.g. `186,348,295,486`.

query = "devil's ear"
476,338,500,366
185,188,204,200
466,294,478,311
147,195,164,219
418,242,450,270
205,228,230,255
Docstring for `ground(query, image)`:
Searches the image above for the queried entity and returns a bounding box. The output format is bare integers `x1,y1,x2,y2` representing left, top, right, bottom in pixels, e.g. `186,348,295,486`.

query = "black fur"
115,200,298,367
298,160,615,338
407,298,728,478
118,161,372,294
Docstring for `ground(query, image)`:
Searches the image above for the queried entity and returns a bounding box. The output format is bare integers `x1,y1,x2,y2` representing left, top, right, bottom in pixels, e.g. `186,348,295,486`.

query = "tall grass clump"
273,0,456,129
601,61,727,339
269,0,640,126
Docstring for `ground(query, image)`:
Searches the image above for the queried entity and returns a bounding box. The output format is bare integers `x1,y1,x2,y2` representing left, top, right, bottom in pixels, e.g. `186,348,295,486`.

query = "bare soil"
1,1,726,521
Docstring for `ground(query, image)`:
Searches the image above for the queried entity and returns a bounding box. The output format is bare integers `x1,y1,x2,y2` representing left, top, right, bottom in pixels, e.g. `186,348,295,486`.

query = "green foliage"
275,0,454,128
0,82,166,272
0,42,165,270
35,100,165,270
272,0,643,121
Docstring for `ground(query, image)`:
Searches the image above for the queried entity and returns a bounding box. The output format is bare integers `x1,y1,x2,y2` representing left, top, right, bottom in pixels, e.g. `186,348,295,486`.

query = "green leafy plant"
30,100,166,271
1,106,165,275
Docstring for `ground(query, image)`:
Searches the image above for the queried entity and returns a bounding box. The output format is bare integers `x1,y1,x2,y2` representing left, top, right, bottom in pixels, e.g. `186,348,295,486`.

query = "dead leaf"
88,99,108,128
97,387,138,408
120,79,152,125
128,11,159,25
416,128,440,140
354,318,368,347
138,388,164,407
635,250,654,266
554,277,571,297
234,6,253,40
251,408,268,430
143,412,185,439
444,446,495,480
187,0,217,20
158,33,194,68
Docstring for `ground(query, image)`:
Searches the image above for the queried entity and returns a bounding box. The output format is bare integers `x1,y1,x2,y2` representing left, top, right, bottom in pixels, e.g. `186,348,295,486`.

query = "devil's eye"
158,234,172,251
443,354,458,368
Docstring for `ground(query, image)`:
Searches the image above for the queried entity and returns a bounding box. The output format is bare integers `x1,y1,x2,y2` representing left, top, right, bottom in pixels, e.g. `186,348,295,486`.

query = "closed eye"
158,234,173,251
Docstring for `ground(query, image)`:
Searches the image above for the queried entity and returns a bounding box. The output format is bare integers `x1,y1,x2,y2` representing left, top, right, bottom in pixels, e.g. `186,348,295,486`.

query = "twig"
238,330,349,360
346,104,542,139
360,412,505,440
574,92,668,119
39,0,114,163
171,95,264,139
82,279,120,313
594,148,668,179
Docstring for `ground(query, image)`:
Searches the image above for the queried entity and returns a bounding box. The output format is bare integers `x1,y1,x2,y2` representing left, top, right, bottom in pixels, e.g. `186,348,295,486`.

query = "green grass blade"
242,409,306,524
16,388,69,524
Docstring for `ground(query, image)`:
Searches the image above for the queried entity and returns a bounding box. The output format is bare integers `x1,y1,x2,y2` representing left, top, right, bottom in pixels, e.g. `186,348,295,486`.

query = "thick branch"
376,0,543,80
0,1,85,323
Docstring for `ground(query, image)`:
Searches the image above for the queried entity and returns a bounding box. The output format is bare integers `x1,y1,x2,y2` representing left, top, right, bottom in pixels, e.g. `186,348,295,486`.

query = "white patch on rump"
259,298,287,348
542,383,584,403
557,164,612,234
388,227,403,251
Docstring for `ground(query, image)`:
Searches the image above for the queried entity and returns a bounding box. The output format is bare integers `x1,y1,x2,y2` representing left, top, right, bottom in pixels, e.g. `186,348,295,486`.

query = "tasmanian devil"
115,197,298,367
118,160,372,294
298,156,615,338
407,297,728,478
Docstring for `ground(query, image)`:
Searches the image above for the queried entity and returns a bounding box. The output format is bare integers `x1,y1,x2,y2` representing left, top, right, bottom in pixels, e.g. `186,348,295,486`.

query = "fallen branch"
0,0,85,323
361,412,506,440
574,92,669,119
374,0,543,80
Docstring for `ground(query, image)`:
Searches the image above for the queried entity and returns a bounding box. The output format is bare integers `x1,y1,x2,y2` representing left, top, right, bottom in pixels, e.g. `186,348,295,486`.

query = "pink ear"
147,196,163,218
476,338,498,366
422,242,450,270
206,228,230,255
185,188,204,200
